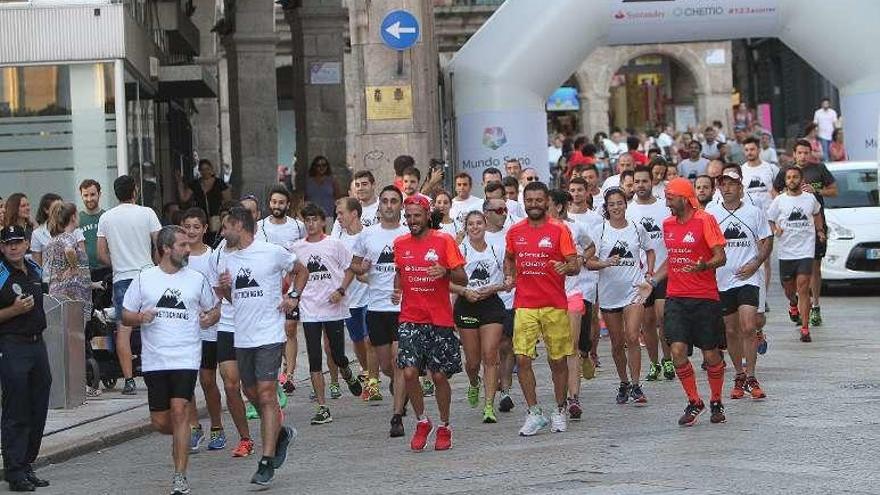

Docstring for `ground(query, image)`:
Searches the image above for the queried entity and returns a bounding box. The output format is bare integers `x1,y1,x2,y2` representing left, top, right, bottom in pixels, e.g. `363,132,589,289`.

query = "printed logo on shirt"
538,236,553,248
469,261,491,287
155,288,190,320
424,248,439,262
234,267,264,299
723,222,748,240
306,255,332,281
639,217,661,233
377,245,395,264
11,283,22,296
608,240,636,266
787,207,808,222
682,232,696,244
748,177,765,189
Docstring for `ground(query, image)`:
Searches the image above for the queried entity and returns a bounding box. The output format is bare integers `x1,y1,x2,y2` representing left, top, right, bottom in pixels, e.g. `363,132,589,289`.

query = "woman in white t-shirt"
432,190,459,238
585,188,654,406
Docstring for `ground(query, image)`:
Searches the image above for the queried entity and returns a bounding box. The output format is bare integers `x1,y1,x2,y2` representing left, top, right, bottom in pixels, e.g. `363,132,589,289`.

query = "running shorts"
513,307,572,361
144,370,198,412
346,306,369,343
720,285,760,316
644,279,667,308
366,311,400,347
200,341,218,370
779,258,813,282
216,331,236,363
454,295,506,329
236,342,284,388
664,297,723,350
396,322,462,378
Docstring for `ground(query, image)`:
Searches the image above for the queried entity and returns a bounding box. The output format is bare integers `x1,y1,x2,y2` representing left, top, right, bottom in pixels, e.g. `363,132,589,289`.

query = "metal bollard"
43,295,86,409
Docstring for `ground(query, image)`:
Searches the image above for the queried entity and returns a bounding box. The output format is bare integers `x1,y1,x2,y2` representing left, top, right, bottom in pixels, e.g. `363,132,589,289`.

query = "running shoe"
271,426,296,468
709,400,726,424
329,383,342,399
122,378,137,395
466,377,481,408
207,428,226,450
661,358,675,380
800,328,812,343
171,472,190,495
646,362,661,381
310,405,332,425
411,418,433,451
482,403,497,424
498,392,515,413
678,400,705,426
86,386,102,398
730,374,746,400
250,458,275,486
245,402,258,420
615,382,630,405
435,424,452,450
360,382,370,401
809,306,823,327
744,376,767,399
629,384,647,405
518,410,548,436
341,366,364,397
756,330,768,355
367,379,383,402
788,304,801,325
232,438,255,458
390,414,405,438
280,372,296,395
550,409,567,433
189,425,203,453
567,396,582,420
421,378,435,397
581,356,595,380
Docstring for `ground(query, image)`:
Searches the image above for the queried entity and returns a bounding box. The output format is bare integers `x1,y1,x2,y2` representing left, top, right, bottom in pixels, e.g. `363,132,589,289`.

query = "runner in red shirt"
392,195,467,452
640,178,728,426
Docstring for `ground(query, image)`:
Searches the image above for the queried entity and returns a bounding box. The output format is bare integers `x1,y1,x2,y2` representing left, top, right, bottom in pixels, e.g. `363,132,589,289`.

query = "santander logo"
613,10,625,19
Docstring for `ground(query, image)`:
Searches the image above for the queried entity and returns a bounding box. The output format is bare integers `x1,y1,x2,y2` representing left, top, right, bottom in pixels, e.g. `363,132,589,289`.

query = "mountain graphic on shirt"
608,240,633,259
235,268,260,289
724,222,748,239
156,288,186,310
787,207,808,222
640,217,661,233
470,261,491,282
748,177,765,189
306,255,328,273
377,245,395,264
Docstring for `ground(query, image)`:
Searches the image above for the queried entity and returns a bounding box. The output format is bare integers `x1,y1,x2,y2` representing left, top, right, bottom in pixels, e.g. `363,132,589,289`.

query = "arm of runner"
121,274,156,326
503,248,516,289
281,261,308,312
198,277,221,328
814,213,826,243
391,270,402,305
552,223,580,275
584,244,610,270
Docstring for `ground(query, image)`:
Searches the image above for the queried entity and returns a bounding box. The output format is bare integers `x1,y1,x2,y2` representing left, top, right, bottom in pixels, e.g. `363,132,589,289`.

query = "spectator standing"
802,123,824,164
759,132,779,165
78,180,107,279
829,128,848,161
812,97,839,161
29,194,62,267
680,141,710,181
701,126,723,161
44,202,92,317
304,156,341,219
3,193,34,239
176,159,231,244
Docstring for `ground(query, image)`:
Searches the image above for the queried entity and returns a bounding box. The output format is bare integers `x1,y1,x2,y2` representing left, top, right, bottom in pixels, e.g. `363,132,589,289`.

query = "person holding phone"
0,225,52,492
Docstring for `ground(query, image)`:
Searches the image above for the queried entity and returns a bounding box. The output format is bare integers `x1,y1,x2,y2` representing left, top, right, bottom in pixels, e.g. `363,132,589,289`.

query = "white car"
821,161,880,287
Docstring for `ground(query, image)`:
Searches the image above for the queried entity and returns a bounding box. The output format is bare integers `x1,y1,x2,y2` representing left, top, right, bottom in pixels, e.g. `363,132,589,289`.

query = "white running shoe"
518,412,549,436
550,409,567,433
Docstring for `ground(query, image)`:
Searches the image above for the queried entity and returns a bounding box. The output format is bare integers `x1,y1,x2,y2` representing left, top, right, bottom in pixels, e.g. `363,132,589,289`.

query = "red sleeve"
505,227,515,257
443,234,465,269
557,223,577,258
700,212,726,249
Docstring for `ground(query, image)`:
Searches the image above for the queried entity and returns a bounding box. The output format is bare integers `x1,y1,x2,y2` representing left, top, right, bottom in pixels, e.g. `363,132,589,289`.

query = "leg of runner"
670,342,704,425
738,303,765,399
604,310,630,403
796,271,812,341
654,300,674,379
498,309,516,412
218,361,253,456
255,380,281,457
479,323,503,423
323,335,340,400
642,300,661,381
403,363,427,451
565,299,583,419
199,368,224,448
623,303,646,404
324,320,362,398
723,310,746,399
810,259,823,326
303,322,331,424
283,320,298,387
578,300,595,381
589,306,601,367
459,328,482,408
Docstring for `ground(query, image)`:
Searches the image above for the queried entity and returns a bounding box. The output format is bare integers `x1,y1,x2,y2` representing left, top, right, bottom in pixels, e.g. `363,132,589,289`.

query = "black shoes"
709,401,726,424
25,471,48,488
272,426,296,468
251,457,275,486
122,378,137,395
8,479,36,492
389,414,405,438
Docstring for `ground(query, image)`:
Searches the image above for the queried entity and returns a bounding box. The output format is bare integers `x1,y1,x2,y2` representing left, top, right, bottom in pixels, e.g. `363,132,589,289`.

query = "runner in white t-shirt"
254,185,305,395
741,136,779,306
330,170,380,237
627,167,675,382
707,169,773,401
348,186,409,437
483,182,520,230
585,188,654,405
567,176,603,374
767,167,824,344
121,225,219,495
432,190,461,237
215,207,302,486
449,173,485,226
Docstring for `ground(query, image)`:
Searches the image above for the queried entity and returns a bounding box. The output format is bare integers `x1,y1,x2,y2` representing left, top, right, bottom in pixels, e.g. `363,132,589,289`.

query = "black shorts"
366,311,400,347
720,285,760,316
217,331,236,363
779,258,813,282
144,370,198,412
578,300,593,354
600,306,624,314
664,297,723,350
200,341,218,370
644,279,667,307
454,295,506,329
396,322,462,378
502,309,515,338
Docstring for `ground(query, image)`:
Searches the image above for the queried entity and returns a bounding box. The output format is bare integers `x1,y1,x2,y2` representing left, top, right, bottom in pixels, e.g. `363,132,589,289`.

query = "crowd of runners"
4,136,835,495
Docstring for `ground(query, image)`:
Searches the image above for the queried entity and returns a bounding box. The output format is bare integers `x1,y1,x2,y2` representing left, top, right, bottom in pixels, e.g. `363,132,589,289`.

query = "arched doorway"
608,54,698,133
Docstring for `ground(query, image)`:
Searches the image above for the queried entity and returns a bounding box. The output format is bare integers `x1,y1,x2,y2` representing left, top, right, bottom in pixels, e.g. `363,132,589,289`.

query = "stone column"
222,0,278,198
346,0,440,186
191,0,221,169
580,90,610,137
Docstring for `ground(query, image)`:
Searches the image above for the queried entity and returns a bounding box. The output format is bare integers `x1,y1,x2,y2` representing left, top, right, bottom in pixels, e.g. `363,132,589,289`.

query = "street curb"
36,415,155,469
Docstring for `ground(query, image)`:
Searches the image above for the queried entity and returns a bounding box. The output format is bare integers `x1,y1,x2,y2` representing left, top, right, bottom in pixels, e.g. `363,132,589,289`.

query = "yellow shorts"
513,307,573,361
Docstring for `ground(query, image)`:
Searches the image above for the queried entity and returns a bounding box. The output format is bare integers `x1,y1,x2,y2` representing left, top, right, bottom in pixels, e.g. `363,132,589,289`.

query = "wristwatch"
335,287,346,296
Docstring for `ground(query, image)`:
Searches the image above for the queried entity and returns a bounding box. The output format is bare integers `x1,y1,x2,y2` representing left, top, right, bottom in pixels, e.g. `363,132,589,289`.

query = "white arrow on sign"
385,21,417,39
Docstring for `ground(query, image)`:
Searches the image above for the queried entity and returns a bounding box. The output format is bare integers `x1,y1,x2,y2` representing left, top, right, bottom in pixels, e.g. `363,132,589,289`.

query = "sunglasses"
524,176,539,182
484,207,508,215
239,194,258,202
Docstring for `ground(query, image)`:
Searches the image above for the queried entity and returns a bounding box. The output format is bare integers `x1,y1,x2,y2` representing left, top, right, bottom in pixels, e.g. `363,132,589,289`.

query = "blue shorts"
346,306,368,343
113,278,133,326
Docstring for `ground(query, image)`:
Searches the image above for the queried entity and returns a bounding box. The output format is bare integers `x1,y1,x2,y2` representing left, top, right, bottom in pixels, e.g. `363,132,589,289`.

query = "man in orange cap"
639,178,728,426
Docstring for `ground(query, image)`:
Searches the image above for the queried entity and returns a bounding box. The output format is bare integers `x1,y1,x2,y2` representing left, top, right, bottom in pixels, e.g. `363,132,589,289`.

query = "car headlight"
827,221,854,241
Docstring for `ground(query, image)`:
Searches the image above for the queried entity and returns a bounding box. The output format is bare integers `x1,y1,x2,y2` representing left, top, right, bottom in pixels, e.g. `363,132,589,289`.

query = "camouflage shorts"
396,322,462,378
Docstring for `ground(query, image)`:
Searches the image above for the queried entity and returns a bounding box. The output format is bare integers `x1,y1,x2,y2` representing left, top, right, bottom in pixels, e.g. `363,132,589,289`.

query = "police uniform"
0,226,51,491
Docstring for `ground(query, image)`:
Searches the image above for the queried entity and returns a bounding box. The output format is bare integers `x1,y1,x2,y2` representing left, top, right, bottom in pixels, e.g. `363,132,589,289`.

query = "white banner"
456,110,550,183
840,91,880,162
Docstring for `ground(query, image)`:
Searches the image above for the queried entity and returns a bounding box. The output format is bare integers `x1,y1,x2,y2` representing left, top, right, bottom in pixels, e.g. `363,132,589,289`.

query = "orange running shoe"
744,376,766,399
730,374,746,400
232,438,255,457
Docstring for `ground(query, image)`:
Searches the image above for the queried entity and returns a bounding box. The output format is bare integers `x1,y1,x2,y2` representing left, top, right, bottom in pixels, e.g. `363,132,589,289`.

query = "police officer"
0,225,51,492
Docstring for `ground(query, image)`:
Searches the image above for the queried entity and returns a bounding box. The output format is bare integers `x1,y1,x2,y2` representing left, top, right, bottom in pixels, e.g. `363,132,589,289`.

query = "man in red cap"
639,178,728,426
392,194,467,452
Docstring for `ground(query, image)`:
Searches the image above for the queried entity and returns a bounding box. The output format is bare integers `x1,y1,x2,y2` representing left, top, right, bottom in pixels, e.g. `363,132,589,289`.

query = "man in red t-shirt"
641,178,728,427
503,181,579,437
392,195,466,452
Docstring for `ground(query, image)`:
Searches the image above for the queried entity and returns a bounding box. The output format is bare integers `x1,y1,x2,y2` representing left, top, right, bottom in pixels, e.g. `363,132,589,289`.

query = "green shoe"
809,306,822,327
482,403,497,423
661,359,675,380
246,402,258,420
277,383,288,409
421,378,435,397
646,362,661,381
329,383,342,399
466,377,481,408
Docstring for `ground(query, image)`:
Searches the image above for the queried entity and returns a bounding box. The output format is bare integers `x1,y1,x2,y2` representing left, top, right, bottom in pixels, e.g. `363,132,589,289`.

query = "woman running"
432,190,459,238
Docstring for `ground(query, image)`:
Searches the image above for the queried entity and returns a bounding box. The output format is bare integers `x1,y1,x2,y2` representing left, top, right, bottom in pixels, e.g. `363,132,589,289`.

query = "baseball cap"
664,178,700,209
403,194,431,212
0,225,26,243
718,170,742,183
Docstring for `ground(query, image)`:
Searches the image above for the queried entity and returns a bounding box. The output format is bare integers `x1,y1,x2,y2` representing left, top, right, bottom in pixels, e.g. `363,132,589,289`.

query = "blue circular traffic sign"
380,10,420,51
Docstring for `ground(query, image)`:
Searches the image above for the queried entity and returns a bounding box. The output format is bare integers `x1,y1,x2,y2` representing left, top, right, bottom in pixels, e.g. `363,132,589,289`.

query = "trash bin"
43,295,86,409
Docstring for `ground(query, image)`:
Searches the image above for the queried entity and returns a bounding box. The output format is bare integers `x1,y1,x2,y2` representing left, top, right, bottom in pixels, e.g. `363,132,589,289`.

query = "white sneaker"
171,472,190,495
550,409,567,433
518,411,548,436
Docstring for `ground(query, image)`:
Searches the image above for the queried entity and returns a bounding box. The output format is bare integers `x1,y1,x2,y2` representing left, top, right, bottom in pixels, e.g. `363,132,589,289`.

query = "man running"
768,166,824,342
694,175,715,208
332,170,380,236
122,226,220,495
741,136,779,310
450,172,485,226
216,208,302,485
641,178,728,426
393,195,466,450
504,181,579,436
707,169,772,399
